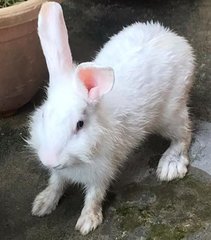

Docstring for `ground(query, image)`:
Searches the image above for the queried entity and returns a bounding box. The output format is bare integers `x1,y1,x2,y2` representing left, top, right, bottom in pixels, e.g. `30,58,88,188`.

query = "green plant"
0,0,26,8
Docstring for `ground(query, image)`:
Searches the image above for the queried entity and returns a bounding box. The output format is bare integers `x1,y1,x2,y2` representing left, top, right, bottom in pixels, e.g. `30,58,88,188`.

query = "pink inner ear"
76,63,114,102
78,69,96,92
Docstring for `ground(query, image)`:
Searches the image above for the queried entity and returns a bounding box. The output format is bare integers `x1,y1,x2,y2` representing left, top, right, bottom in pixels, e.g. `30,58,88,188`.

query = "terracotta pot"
0,0,61,117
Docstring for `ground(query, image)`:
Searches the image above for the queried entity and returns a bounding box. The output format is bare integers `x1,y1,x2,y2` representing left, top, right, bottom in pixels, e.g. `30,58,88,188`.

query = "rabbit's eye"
76,120,84,131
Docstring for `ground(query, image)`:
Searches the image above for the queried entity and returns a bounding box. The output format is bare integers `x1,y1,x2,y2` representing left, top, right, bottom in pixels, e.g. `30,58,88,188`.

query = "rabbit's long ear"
38,2,72,78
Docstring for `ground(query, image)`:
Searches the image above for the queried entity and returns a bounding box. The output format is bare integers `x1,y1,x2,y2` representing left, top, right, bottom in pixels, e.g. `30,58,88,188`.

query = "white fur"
29,2,195,235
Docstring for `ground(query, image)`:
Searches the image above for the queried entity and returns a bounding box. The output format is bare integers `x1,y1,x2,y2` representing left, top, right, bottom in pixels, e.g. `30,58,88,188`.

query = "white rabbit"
28,2,195,235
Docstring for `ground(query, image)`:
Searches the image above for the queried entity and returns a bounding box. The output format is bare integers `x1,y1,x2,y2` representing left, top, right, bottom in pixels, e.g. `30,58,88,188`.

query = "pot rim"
0,0,61,29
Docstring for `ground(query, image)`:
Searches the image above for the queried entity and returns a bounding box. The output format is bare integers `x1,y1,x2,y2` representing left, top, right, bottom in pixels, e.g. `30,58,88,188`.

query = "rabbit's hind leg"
156,105,191,181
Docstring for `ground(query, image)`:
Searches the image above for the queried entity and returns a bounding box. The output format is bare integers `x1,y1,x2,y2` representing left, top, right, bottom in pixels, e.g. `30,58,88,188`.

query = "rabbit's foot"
32,186,60,216
75,209,103,235
157,153,188,181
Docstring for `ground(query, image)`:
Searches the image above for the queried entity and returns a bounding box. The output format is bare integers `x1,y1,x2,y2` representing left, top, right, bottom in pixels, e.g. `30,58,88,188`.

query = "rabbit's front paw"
32,187,59,217
75,209,103,235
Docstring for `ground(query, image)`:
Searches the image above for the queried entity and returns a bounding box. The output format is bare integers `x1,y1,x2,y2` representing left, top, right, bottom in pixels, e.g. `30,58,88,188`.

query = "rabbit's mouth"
52,164,67,170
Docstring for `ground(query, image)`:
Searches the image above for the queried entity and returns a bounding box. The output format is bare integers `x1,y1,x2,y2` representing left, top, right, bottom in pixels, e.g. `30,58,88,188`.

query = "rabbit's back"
94,22,194,129
95,22,194,76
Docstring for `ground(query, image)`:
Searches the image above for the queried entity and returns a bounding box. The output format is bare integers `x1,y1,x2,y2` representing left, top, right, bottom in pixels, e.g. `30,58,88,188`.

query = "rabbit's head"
28,2,114,170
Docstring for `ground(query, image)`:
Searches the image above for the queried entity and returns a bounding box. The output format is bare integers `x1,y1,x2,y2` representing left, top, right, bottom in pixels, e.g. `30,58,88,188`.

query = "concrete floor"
0,0,211,239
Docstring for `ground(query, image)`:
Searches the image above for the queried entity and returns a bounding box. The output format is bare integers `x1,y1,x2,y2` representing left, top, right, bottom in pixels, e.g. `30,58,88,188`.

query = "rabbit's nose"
40,151,60,169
